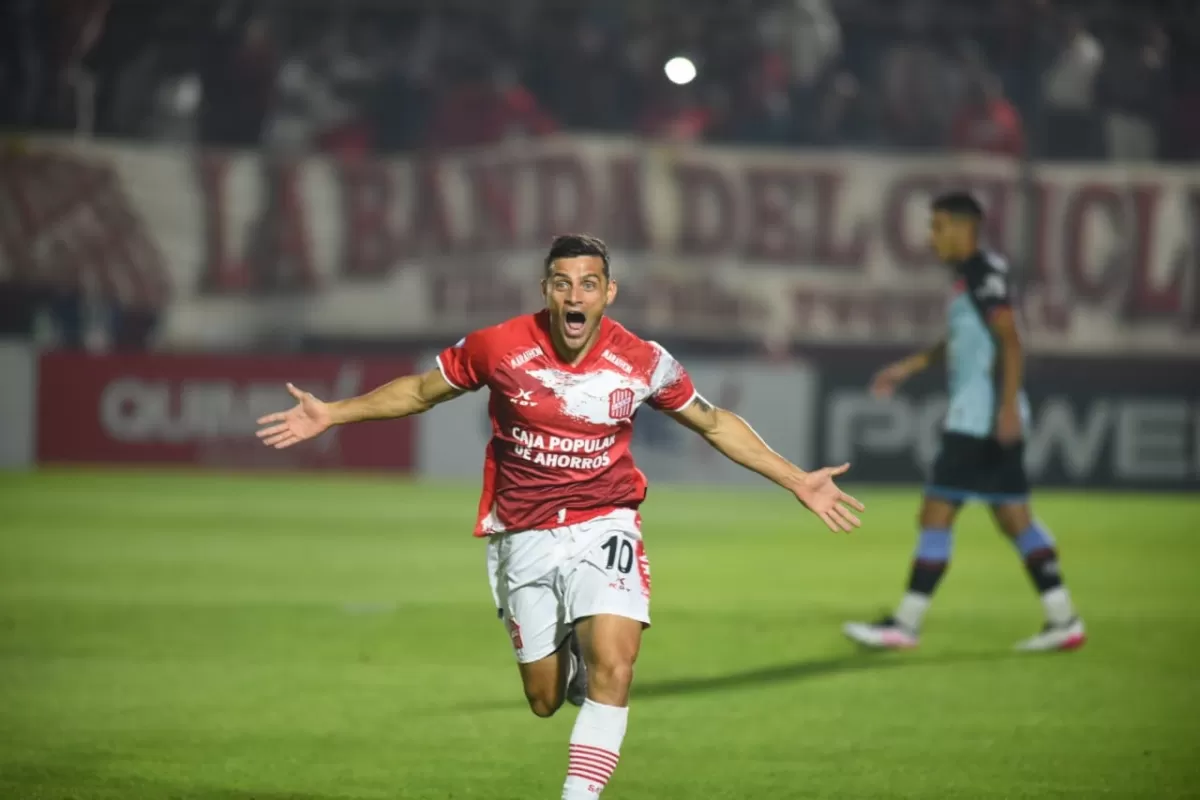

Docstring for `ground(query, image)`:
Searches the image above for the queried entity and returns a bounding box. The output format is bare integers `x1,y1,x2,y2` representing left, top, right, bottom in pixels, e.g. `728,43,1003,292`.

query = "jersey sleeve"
645,343,698,412
971,255,1014,321
435,332,489,392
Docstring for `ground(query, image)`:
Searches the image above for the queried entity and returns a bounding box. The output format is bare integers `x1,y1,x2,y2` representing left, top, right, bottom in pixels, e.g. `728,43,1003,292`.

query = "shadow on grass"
448,648,1020,714
632,649,1018,699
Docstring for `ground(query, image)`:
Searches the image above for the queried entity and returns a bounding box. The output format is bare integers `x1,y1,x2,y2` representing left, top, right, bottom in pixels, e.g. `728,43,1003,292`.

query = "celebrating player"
256,234,865,799
842,192,1085,653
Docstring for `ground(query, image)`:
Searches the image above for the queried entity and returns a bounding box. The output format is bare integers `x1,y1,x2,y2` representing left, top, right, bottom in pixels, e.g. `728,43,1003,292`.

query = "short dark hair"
931,191,984,222
544,234,610,279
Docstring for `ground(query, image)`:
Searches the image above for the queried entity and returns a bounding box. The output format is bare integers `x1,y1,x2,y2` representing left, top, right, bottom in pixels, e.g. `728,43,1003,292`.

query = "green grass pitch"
1,469,1198,799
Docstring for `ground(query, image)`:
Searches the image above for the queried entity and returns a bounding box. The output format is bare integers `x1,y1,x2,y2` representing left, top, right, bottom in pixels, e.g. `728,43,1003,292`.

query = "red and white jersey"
436,310,698,536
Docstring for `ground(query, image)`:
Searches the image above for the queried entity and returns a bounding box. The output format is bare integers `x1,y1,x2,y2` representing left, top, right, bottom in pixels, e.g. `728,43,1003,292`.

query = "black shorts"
925,432,1029,505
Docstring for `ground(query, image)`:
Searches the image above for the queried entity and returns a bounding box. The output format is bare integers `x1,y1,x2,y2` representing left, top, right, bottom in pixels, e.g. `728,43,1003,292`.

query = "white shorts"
486,508,652,664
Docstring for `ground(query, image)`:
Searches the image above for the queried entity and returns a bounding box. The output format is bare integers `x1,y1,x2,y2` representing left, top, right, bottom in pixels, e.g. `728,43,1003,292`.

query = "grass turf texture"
1,469,1198,800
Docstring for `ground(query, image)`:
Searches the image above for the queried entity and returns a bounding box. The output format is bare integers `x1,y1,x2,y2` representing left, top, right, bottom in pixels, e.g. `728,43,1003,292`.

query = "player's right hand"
870,362,910,398
794,463,865,533
255,383,333,449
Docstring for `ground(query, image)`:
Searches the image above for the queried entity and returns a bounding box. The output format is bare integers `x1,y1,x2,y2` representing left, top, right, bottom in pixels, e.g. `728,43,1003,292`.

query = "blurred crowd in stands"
2,0,1199,161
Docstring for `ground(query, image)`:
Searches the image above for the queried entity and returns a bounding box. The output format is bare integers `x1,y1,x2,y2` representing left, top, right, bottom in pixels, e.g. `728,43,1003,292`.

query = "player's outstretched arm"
871,339,945,397
256,368,462,450
665,396,864,532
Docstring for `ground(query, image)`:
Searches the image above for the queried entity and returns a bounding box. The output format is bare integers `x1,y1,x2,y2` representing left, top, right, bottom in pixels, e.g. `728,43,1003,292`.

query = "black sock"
892,528,952,632
907,527,952,596
1014,523,1064,593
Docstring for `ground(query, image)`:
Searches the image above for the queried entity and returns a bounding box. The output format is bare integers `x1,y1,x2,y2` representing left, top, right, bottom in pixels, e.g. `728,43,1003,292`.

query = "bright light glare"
664,56,697,85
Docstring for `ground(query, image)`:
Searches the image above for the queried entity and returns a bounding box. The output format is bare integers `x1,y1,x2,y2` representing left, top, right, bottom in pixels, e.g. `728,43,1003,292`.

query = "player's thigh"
516,642,571,717
575,613,644,670
562,510,652,631
920,496,960,528
989,501,1034,538
488,532,571,666
924,432,980,509
977,438,1033,536
985,440,1031,512
574,612,644,705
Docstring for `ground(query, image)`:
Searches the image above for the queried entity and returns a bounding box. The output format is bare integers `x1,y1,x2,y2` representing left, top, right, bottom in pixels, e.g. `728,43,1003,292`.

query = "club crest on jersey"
608,388,635,419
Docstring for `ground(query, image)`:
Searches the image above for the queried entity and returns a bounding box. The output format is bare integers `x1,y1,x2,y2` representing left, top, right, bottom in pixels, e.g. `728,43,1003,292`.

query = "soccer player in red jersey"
256,234,865,798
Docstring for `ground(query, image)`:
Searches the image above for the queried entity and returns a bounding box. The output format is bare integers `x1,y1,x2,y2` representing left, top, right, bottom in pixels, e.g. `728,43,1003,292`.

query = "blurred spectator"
950,74,1025,157
717,50,794,145
0,0,45,127
426,60,556,149
1040,13,1104,160
987,0,1054,116
543,21,642,133
198,6,277,147
879,30,957,149
12,0,1198,163
759,0,842,94
1168,63,1200,161
1099,24,1170,163
263,54,325,155
368,16,438,154
641,83,715,143
50,0,111,133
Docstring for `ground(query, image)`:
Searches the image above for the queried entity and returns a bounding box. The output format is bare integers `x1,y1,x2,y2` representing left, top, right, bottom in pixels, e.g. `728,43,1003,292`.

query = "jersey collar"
534,310,614,372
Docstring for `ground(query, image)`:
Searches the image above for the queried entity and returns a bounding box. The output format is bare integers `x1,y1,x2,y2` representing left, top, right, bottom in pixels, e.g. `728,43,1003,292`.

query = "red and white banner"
36,352,415,471
5,136,1199,355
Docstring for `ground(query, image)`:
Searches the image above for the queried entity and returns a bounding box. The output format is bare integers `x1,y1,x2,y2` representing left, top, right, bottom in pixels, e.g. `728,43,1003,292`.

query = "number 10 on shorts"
600,535,651,600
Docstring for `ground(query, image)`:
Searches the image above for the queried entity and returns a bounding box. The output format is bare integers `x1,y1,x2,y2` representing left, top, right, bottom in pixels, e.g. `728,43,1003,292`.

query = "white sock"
893,592,931,633
1041,586,1076,627
562,699,628,799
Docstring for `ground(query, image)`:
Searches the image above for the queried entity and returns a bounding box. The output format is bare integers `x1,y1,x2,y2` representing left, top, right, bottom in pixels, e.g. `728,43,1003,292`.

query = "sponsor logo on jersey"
601,349,633,374
977,273,1006,299
509,388,537,407
609,388,635,419
509,346,544,369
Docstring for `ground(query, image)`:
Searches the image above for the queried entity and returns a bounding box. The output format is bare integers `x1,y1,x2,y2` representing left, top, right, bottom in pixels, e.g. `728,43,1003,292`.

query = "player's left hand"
996,404,1022,445
794,463,865,533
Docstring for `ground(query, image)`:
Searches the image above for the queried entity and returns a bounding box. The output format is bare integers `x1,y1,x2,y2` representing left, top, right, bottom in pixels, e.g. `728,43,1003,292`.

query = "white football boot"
842,616,920,650
1014,617,1087,652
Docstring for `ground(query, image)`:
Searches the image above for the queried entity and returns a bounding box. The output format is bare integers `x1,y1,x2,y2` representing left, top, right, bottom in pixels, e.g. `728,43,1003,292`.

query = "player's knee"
522,675,563,718
588,658,634,696
991,504,1033,538
524,688,562,718
526,695,560,718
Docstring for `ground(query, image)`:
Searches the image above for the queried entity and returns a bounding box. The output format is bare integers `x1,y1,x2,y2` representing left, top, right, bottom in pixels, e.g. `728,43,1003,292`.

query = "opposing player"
842,192,1085,653
256,234,865,798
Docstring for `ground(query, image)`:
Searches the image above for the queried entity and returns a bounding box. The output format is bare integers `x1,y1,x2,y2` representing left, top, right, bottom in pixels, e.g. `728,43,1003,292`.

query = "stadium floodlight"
663,56,697,85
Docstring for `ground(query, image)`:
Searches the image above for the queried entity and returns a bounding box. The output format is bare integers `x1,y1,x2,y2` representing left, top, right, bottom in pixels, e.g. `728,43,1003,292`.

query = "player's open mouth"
564,311,587,337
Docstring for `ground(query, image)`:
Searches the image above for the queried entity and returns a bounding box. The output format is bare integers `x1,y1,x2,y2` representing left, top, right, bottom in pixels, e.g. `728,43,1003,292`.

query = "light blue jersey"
943,250,1031,438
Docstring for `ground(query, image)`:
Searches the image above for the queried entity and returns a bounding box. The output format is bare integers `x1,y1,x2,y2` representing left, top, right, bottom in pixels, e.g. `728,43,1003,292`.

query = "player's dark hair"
931,191,985,222
544,234,610,279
